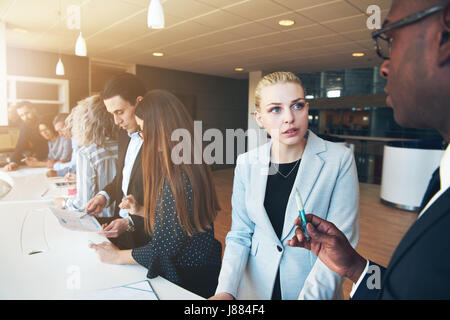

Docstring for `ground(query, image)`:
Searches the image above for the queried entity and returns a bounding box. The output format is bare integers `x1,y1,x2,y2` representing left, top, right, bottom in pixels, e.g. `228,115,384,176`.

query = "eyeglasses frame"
371,4,446,60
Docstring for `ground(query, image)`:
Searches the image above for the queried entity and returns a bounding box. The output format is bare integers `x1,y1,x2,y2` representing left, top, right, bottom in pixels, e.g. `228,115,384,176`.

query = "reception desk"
380,140,444,211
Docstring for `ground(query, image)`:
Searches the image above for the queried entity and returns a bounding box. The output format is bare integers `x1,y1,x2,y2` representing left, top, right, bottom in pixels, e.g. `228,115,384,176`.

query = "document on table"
49,206,103,232
77,280,159,300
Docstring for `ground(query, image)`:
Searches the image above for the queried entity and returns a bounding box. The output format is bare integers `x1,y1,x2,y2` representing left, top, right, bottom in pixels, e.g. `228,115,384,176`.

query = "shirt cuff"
349,260,370,298
97,191,110,207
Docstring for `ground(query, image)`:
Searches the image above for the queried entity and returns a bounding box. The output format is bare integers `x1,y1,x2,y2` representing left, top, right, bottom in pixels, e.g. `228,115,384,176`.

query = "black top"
264,159,301,300
131,175,222,298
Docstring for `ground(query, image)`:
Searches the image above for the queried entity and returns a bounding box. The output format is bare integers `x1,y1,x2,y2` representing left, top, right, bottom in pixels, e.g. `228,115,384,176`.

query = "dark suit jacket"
10,121,48,164
102,129,149,247
353,187,450,299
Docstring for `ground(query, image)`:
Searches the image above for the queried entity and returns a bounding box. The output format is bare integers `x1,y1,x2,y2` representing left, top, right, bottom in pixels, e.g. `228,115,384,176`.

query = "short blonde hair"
70,95,117,147
255,71,305,110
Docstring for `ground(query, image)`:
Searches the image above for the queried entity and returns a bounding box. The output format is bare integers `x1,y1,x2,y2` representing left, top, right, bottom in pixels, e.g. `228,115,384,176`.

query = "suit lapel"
384,188,450,277
281,131,326,242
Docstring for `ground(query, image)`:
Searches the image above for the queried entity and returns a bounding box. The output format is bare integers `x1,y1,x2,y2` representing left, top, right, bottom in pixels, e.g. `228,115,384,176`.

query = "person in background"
25,115,72,168
89,89,223,298
287,0,450,299
3,101,48,171
85,73,148,249
54,95,118,218
211,72,359,300
46,113,79,178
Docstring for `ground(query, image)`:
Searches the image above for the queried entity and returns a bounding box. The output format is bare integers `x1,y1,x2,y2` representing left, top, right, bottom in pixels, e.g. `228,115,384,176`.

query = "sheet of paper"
49,206,102,232
77,280,159,300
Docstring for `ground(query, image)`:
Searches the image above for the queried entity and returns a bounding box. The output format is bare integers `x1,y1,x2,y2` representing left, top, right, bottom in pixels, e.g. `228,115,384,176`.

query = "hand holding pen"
286,213,367,284
84,194,107,217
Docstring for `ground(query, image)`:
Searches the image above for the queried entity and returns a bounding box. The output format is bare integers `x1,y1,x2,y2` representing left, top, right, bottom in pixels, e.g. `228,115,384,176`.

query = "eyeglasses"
371,4,446,60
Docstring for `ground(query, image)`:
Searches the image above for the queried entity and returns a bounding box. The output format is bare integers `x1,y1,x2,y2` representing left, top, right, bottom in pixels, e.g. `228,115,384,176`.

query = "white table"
0,170,203,300
0,168,70,203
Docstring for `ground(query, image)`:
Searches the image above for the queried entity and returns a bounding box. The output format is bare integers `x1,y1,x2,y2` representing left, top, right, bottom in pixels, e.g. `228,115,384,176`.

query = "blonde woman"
212,72,359,300
54,95,118,217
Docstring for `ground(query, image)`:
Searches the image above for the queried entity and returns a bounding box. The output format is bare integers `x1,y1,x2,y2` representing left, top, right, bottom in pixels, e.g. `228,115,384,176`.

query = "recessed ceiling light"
152,52,164,57
234,67,244,72
278,19,295,27
12,27,29,34
352,52,365,57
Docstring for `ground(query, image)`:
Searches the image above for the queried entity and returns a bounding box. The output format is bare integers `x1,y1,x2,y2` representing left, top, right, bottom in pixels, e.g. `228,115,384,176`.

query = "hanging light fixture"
75,2,87,56
147,0,165,29
56,58,65,75
56,1,65,76
75,31,87,56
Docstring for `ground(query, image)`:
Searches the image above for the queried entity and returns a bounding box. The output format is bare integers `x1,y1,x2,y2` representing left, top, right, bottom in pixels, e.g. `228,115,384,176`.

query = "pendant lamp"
56,58,65,76
75,31,87,56
147,0,165,29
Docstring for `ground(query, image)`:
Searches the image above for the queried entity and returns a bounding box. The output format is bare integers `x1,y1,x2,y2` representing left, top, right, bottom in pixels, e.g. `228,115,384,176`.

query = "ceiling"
1,0,392,79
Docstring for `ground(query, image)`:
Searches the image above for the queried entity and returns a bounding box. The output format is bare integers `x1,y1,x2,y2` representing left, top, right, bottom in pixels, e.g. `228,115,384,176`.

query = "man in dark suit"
85,73,149,249
287,0,450,299
4,101,48,171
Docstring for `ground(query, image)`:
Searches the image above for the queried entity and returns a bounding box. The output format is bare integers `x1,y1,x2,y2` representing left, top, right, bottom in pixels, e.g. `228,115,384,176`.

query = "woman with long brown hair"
89,89,222,298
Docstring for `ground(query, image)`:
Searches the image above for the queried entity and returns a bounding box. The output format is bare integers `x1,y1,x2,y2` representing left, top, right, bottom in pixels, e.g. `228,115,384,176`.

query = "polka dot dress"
131,175,222,294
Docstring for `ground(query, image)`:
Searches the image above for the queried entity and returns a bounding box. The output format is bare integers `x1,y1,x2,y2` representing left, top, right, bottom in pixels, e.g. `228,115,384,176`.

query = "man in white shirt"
287,0,450,299
85,73,149,249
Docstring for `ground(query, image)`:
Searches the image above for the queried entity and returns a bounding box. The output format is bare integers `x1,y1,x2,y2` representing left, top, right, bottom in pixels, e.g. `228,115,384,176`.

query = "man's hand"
3,163,17,171
286,214,367,283
99,218,128,238
85,194,107,216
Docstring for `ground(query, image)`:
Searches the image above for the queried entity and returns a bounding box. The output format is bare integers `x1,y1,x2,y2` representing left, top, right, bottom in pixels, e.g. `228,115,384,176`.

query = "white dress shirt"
350,144,450,298
118,131,143,219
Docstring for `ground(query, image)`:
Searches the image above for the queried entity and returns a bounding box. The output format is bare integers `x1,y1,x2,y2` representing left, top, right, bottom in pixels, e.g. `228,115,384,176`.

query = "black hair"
101,73,147,106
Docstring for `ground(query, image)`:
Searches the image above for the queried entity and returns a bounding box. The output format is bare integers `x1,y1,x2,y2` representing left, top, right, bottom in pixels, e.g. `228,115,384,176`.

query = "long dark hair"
135,89,220,237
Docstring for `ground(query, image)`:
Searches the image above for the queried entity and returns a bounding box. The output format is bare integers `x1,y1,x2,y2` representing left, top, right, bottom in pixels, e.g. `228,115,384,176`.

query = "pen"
294,187,309,238
41,188,49,197
80,209,94,219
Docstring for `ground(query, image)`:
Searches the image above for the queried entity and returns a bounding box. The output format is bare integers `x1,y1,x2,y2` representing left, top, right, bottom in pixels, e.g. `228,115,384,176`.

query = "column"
0,21,7,126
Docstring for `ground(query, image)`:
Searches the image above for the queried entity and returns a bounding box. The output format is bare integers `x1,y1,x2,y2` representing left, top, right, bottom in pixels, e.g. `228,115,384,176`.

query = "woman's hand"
54,197,66,209
119,194,143,216
25,157,39,167
208,292,235,300
89,242,136,265
46,159,56,168
46,170,58,178
88,241,122,264
64,172,76,182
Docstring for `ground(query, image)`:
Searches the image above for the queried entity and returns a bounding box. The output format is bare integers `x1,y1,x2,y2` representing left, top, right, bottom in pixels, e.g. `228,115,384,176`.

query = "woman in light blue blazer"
211,72,359,300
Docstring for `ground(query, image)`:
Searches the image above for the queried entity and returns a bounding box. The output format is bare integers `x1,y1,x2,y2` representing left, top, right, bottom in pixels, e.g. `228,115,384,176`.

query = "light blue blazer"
215,130,359,300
